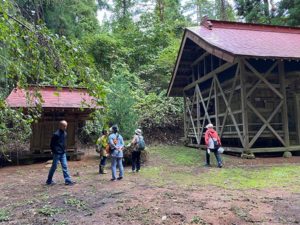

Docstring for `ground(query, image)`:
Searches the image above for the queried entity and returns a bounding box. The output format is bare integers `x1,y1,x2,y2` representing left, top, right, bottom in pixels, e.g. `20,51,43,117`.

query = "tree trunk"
220,0,227,20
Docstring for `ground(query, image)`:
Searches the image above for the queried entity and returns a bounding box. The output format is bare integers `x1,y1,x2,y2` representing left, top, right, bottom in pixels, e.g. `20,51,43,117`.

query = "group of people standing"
46,120,145,185
45,120,222,186
96,125,145,181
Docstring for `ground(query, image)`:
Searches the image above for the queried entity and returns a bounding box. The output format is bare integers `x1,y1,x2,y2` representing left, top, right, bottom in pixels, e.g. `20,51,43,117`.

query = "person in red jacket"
204,123,223,168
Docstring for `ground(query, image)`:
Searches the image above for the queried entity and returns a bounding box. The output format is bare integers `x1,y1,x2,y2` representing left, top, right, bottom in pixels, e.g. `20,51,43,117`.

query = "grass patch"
144,145,300,190
200,165,300,189
64,197,88,210
37,205,64,217
150,145,201,166
0,208,10,222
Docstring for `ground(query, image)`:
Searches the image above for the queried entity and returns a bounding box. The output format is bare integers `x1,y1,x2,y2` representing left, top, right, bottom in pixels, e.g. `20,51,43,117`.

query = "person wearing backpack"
96,129,109,174
204,123,223,168
130,129,145,173
108,125,125,181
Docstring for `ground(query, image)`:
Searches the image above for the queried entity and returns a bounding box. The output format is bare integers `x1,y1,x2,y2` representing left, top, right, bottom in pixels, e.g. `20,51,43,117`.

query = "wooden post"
214,78,219,133
196,85,200,143
295,94,300,144
278,60,290,146
240,59,249,151
183,92,188,140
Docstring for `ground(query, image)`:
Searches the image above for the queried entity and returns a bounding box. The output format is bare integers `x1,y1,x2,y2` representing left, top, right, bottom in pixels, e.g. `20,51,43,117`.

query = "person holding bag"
204,123,223,168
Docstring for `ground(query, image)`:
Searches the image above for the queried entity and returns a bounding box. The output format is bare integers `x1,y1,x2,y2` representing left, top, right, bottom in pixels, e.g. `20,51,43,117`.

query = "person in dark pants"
204,123,223,168
130,129,144,172
46,120,76,185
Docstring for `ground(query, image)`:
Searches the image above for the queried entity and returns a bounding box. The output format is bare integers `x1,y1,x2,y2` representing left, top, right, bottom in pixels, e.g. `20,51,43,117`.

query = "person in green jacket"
96,129,109,174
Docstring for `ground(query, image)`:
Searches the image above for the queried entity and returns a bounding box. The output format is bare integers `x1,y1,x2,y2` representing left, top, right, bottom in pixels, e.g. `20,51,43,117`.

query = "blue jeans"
46,153,72,184
132,151,141,171
111,157,124,179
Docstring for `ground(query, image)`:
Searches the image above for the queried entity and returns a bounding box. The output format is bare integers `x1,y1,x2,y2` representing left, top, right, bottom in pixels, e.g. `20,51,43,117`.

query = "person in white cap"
204,123,223,168
130,128,145,172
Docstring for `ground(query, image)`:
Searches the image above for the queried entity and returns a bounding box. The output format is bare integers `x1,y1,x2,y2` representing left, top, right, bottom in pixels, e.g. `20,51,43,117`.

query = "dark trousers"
206,149,222,166
132,151,141,171
99,156,107,166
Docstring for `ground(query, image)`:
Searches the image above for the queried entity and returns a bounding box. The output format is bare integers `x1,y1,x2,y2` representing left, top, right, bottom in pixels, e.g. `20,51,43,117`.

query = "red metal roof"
188,19,300,60
6,86,98,109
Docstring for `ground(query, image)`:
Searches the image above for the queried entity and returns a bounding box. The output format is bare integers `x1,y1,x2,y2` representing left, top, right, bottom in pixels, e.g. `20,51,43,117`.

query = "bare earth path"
1,146,300,225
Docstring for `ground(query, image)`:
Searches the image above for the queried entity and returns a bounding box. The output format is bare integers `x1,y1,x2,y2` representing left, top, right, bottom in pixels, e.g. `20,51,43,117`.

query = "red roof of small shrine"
6,86,98,109
188,19,300,60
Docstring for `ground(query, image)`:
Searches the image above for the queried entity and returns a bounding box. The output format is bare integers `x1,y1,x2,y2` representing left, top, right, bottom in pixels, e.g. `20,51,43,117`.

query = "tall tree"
276,0,300,25
235,0,272,23
15,0,100,38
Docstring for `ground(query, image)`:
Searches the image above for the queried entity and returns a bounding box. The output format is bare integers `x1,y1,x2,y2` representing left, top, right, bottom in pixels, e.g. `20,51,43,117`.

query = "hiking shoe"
46,181,56,186
65,181,76,186
110,178,117,181
218,164,223,168
117,177,123,180
204,164,211,167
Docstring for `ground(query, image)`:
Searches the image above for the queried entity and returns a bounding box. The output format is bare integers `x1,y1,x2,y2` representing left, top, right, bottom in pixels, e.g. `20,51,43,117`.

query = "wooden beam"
214,77,219,133
278,60,290,146
191,52,209,66
186,91,200,144
244,59,283,99
247,101,285,147
215,76,244,147
199,80,215,141
186,31,235,63
295,94,300,144
183,62,235,91
196,85,200,143
183,93,188,139
167,35,187,96
220,64,240,137
246,61,278,98
239,59,249,152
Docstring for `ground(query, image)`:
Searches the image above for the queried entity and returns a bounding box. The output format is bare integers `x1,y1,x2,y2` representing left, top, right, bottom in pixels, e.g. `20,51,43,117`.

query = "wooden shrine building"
6,86,98,160
168,17,300,155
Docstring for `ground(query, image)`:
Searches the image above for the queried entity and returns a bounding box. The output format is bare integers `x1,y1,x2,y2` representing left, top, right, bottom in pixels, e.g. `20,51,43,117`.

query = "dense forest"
0,0,299,157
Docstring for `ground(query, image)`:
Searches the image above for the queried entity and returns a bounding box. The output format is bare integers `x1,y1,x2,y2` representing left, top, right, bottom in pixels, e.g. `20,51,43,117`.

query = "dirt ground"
1,146,300,225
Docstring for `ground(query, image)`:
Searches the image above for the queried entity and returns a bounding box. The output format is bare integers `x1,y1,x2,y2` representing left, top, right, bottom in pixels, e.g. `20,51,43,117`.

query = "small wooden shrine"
6,86,98,160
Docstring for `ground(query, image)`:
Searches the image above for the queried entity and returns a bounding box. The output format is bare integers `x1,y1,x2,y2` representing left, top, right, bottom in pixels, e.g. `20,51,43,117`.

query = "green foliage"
0,1,104,96
80,110,107,143
107,69,139,139
0,102,33,156
64,198,88,210
0,208,10,222
37,205,64,217
276,0,300,26
0,1,105,158
83,33,126,80
235,0,271,23
15,0,100,38
136,91,183,128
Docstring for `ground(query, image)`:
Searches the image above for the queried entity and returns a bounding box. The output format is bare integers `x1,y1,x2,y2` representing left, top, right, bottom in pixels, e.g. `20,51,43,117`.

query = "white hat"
135,129,142,135
205,123,214,129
